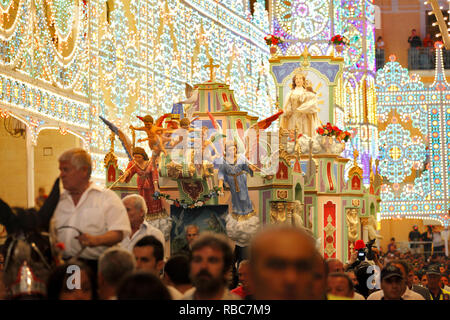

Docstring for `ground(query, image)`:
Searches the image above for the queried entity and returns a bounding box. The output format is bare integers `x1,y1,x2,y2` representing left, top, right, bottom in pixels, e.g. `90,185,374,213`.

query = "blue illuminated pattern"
376,48,450,226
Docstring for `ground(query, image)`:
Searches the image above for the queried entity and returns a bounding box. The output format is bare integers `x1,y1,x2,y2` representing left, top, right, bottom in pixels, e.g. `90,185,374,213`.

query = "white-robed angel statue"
281,72,320,138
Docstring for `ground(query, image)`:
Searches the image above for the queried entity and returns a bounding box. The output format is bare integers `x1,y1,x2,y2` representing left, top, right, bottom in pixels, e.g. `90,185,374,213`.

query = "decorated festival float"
102,46,381,263
269,48,381,261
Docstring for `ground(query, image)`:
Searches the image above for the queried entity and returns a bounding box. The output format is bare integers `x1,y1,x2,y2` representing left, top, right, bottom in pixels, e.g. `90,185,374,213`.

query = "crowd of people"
0,147,449,300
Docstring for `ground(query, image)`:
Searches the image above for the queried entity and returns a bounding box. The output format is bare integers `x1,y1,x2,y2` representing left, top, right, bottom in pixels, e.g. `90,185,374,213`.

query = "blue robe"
218,155,254,215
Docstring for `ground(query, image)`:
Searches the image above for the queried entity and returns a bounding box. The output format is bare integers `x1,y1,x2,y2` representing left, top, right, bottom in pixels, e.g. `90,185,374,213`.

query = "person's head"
224,140,238,161
189,232,233,296
346,270,358,287
46,261,94,300
122,194,147,231
412,272,420,285
292,73,306,89
326,259,344,273
392,260,410,287
141,115,154,128
413,225,418,231
201,126,209,139
311,253,328,300
327,272,354,298
411,29,417,35
133,236,164,275
275,201,285,213
185,225,200,246
426,265,442,290
117,271,171,300
132,147,149,162
180,118,191,130
98,247,136,299
380,264,404,300
390,237,395,243
237,260,251,292
421,273,428,286
58,148,92,192
163,255,191,287
38,187,45,196
377,36,382,41
440,275,448,288
249,226,318,300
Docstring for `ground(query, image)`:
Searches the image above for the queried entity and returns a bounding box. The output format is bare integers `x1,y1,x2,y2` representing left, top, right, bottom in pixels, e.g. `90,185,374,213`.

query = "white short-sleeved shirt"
120,221,165,253
353,292,366,300
54,183,131,260
367,287,425,300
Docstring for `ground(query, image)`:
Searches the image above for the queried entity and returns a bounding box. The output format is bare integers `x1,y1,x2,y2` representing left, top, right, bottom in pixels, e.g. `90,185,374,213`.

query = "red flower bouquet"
264,34,284,46
329,35,349,46
316,122,351,142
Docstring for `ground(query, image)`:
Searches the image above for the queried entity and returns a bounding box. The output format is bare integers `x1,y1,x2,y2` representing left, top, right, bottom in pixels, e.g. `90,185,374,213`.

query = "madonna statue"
281,72,320,137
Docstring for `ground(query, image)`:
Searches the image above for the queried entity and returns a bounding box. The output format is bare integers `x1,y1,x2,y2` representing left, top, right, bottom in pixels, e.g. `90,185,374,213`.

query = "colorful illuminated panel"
376,48,450,226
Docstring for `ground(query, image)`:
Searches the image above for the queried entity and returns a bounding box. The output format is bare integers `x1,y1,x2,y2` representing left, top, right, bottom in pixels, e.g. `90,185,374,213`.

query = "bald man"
249,226,319,300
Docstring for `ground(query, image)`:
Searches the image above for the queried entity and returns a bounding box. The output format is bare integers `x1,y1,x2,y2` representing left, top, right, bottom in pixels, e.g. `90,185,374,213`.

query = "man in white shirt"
54,148,131,273
367,262,425,300
120,194,165,254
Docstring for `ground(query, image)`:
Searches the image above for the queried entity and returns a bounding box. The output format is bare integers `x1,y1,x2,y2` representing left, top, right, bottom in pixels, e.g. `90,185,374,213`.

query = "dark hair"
392,259,410,274
164,255,191,285
390,237,395,241
134,236,164,262
46,261,94,300
117,271,171,300
191,232,233,274
133,147,149,161
328,272,354,292
354,261,372,298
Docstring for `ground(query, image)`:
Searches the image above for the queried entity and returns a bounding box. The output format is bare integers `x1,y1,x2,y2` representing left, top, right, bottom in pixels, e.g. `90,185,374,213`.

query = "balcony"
408,47,450,70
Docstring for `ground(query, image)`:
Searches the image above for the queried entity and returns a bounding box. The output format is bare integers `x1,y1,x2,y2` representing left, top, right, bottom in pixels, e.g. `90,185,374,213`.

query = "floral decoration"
264,34,284,46
329,34,349,46
316,122,351,142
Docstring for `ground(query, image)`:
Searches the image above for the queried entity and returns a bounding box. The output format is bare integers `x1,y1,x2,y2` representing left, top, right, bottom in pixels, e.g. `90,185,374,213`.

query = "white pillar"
26,126,35,208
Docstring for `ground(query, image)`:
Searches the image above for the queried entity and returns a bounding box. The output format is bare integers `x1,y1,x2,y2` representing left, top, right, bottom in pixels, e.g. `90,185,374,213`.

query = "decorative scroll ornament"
324,213,336,257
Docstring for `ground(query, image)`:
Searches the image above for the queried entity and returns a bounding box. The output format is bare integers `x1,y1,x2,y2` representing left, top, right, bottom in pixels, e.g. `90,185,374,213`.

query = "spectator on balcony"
376,36,385,50
388,237,398,254
423,33,434,48
409,225,422,255
422,226,433,260
408,29,422,48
